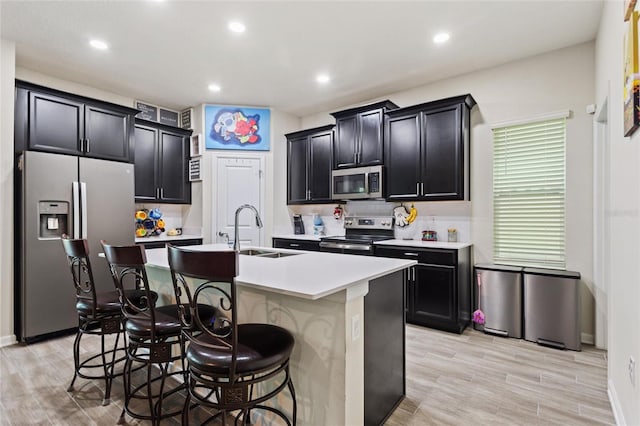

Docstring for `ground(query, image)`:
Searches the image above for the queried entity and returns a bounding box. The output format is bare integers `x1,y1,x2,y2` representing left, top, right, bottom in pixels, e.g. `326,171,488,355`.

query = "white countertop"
375,239,472,250
135,234,203,244
144,243,415,300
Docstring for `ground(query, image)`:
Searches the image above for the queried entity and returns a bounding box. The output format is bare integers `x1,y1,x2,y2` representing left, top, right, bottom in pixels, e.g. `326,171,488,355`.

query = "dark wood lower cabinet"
376,245,471,334
364,270,405,425
272,238,320,251
136,238,202,250
412,263,457,327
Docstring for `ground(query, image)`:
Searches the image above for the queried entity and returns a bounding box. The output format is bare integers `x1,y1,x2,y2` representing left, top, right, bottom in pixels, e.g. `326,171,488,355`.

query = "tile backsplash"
135,204,184,232
284,200,471,242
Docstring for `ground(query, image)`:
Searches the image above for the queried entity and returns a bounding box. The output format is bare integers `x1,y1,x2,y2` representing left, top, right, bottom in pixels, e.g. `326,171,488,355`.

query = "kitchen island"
143,244,415,426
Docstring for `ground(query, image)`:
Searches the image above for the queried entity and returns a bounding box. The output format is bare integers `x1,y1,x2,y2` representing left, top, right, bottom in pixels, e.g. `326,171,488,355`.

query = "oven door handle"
319,241,372,251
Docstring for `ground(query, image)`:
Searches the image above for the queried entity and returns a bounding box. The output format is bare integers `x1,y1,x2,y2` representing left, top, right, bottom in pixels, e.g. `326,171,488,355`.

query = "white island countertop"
145,244,415,300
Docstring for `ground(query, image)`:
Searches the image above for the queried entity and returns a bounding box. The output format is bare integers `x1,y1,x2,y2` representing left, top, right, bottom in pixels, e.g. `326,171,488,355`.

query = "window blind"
492,117,566,269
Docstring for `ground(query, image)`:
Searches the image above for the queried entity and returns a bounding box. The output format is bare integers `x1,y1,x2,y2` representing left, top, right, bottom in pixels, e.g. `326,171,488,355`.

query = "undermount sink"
238,249,300,258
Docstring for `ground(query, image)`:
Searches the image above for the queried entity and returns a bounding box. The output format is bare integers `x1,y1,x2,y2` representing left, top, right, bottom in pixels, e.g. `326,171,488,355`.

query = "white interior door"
214,155,264,248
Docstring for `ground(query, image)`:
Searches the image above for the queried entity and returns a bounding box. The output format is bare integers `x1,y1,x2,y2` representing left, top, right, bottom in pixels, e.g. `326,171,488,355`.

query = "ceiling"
1,1,603,117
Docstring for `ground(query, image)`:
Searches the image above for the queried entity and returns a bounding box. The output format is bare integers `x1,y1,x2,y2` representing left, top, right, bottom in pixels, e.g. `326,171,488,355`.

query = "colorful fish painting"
205,105,270,151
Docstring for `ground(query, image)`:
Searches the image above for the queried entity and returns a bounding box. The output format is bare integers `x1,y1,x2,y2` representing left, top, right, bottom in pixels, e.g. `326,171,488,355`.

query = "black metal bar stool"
101,241,216,425
167,244,297,425
61,235,151,406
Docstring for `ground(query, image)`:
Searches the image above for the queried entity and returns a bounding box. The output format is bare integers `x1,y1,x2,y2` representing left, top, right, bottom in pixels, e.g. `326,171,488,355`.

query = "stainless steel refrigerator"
16,150,134,342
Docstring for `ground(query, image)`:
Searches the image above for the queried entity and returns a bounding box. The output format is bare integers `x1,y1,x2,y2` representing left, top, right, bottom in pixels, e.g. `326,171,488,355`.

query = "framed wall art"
625,0,637,21
190,134,203,157
189,158,202,181
159,108,179,127
135,100,158,121
181,108,194,130
204,105,270,151
623,10,640,136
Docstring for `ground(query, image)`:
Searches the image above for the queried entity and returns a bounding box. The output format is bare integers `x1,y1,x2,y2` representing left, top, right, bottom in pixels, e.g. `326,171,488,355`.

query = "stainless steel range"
319,216,395,255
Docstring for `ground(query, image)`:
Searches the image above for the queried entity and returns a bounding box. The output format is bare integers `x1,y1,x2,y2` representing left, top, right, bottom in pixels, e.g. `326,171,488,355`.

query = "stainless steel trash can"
474,264,523,338
523,268,581,351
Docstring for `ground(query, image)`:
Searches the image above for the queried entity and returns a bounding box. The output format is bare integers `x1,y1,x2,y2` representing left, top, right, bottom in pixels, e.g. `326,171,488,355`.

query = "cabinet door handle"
420,182,424,195
156,188,160,199
85,138,90,153
290,243,300,248
416,182,420,196
160,188,164,199
404,252,419,257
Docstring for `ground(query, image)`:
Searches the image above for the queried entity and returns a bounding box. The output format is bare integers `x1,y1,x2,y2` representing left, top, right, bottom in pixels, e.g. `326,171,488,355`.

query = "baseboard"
0,334,17,348
581,332,595,345
608,378,625,425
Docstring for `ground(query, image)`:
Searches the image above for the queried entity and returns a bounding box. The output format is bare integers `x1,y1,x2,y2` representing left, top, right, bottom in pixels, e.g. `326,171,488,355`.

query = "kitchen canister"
448,228,458,242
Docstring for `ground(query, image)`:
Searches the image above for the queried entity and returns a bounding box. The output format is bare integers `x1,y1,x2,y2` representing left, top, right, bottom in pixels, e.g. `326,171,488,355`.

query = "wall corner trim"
608,378,626,426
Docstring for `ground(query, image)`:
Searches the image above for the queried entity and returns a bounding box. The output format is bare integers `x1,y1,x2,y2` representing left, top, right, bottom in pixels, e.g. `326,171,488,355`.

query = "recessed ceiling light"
89,39,109,50
228,21,246,33
433,32,450,44
316,74,330,84
208,83,221,92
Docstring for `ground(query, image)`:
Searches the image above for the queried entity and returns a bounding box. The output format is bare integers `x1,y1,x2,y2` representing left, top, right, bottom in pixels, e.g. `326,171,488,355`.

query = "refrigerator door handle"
72,181,81,238
80,182,88,239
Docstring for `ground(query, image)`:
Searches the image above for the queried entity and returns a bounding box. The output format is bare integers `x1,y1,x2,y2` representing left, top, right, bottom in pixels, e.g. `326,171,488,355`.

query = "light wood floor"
387,325,615,426
0,325,614,425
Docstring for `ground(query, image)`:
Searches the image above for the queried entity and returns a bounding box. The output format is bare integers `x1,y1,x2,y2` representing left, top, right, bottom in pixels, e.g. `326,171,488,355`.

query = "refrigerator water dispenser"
38,201,69,239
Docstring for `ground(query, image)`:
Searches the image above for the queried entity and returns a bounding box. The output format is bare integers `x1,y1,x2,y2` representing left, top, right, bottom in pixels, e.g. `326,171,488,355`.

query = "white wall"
280,42,597,342
596,2,640,424
0,39,16,346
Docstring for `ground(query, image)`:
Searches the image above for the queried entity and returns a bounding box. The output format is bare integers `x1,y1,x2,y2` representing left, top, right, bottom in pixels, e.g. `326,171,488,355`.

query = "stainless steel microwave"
331,165,383,200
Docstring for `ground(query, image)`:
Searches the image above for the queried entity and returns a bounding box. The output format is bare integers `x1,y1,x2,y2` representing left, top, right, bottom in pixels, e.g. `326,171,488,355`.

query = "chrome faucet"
233,204,263,251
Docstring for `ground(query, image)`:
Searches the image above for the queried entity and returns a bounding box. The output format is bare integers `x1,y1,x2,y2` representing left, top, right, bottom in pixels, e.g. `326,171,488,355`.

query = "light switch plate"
351,314,361,341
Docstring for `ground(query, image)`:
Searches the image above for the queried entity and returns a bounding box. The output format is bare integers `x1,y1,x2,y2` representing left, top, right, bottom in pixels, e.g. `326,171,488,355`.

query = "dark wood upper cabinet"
28,91,84,156
16,80,137,163
385,112,422,199
384,94,476,201
133,125,158,202
331,100,398,169
134,119,192,204
84,105,131,162
159,130,189,203
286,125,334,204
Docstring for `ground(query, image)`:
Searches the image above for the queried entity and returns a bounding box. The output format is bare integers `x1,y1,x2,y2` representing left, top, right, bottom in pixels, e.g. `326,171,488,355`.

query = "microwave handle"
364,172,370,194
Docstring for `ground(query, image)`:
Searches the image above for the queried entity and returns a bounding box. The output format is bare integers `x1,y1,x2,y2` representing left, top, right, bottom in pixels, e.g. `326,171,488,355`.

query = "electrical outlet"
351,314,361,341
629,356,636,387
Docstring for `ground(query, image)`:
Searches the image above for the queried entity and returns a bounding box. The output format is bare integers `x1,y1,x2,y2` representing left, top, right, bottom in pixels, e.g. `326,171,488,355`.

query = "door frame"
210,152,266,246
593,94,609,350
